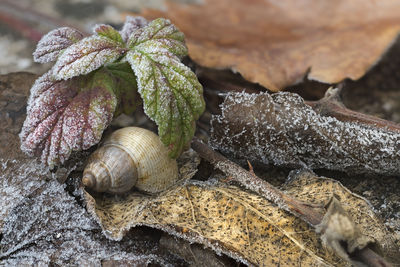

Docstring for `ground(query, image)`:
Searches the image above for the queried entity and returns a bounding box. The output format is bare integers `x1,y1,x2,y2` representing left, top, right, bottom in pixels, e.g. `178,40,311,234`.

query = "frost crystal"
126,18,204,158
210,91,400,176
128,18,187,58
19,70,118,167
120,16,148,43
0,176,176,266
53,35,127,80
33,27,84,63
93,24,124,44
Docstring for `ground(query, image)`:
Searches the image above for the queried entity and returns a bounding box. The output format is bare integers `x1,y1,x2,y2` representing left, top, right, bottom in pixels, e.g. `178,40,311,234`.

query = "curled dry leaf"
316,197,374,263
283,171,400,263
139,0,400,91
85,182,343,266
84,169,398,265
210,91,400,176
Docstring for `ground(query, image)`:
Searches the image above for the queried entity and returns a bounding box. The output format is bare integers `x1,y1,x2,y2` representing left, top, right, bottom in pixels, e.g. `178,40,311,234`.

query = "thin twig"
192,137,323,225
191,137,392,267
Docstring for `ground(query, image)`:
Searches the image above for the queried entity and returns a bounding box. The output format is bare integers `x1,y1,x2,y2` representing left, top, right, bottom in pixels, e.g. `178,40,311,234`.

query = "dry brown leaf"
210,91,400,176
284,170,400,263
84,169,398,265
85,182,344,266
0,178,184,266
0,72,65,231
138,0,400,91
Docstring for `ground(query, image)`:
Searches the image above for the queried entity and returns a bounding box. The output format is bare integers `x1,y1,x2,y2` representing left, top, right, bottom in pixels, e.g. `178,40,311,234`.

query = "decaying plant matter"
2,1,400,265
191,138,394,266
210,90,400,176
139,0,400,91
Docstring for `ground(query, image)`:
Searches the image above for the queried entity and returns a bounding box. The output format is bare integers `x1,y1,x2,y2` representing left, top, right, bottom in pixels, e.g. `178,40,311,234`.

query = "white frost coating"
0,160,174,265
210,91,400,176
126,19,203,156
53,35,126,80
33,27,84,63
0,158,48,229
20,70,117,167
120,16,148,43
127,18,187,58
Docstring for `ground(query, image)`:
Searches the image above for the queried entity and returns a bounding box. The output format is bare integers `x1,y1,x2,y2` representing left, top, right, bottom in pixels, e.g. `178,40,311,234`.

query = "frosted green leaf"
53,35,127,80
93,24,124,44
126,19,204,158
128,18,187,59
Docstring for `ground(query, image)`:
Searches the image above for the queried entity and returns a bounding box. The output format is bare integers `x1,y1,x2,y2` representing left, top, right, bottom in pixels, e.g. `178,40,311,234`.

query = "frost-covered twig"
191,137,392,267
192,137,323,225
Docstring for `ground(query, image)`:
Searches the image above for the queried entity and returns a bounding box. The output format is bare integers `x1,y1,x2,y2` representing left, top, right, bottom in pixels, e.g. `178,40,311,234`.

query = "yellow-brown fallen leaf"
84,171,399,265
283,171,400,263
137,0,400,91
85,183,344,266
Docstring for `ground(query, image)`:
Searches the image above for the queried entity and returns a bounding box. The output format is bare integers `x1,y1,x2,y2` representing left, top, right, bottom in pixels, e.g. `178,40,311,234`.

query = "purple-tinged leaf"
53,35,127,80
33,27,84,63
93,24,124,44
120,16,148,43
20,69,119,168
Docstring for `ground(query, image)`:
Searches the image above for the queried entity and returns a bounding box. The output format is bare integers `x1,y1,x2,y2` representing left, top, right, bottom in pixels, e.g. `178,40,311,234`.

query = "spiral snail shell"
82,127,179,194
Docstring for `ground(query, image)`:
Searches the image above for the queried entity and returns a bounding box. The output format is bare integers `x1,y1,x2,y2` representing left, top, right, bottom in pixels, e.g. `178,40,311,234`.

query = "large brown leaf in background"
139,0,400,91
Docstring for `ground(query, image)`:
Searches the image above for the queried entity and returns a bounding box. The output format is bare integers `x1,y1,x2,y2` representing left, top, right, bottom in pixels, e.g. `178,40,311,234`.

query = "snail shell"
82,127,179,194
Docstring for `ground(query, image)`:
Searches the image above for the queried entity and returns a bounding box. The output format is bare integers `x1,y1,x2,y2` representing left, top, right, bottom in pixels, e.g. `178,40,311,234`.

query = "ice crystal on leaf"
53,35,127,80
127,18,205,158
128,18,187,59
93,24,124,44
33,27,84,63
21,16,204,166
20,69,119,168
120,16,148,43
